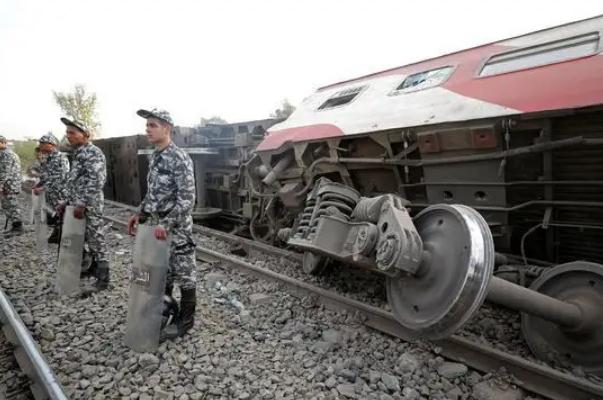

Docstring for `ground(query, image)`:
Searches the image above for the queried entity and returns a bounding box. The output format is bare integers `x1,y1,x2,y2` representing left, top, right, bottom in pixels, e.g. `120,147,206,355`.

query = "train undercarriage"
250,108,603,375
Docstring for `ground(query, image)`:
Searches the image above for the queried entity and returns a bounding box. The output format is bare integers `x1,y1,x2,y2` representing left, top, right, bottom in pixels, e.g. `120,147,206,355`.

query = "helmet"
161,295,179,329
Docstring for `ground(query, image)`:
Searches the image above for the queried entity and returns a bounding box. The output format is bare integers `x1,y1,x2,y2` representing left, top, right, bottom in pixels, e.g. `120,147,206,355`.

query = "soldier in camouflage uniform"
58,118,109,291
33,133,70,243
128,108,197,338
0,135,24,237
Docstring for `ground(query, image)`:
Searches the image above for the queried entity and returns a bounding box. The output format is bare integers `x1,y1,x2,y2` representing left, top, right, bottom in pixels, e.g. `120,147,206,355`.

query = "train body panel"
258,15,603,152
250,16,603,266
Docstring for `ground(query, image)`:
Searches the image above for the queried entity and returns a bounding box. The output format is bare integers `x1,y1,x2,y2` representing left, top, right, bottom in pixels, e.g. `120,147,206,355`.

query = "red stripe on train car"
256,124,344,151
444,54,603,112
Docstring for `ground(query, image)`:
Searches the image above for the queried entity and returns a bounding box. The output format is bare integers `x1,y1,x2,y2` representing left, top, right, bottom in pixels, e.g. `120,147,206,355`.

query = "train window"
480,32,600,76
318,86,367,110
392,66,454,94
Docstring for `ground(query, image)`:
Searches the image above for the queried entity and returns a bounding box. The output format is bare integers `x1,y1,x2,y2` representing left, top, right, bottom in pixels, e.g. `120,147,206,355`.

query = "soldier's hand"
32,187,44,195
154,225,168,241
73,206,86,220
127,214,139,236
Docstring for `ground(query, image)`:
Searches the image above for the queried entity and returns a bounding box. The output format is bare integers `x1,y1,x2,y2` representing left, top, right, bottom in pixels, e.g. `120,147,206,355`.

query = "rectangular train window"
318,86,366,110
480,32,600,77
393,66,454,93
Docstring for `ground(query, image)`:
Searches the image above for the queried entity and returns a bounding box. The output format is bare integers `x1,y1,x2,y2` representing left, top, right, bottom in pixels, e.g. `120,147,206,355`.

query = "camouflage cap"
0,135,6,143
137,108,174,126
60,117,90,136
39,133,59,146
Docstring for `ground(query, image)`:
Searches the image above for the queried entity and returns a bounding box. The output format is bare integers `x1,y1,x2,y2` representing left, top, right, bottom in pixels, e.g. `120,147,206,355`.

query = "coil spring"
293,190,358,241
294,198,316,239
308,192,357,239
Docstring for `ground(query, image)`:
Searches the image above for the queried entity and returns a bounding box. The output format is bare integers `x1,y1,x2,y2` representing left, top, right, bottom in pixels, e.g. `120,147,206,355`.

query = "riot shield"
56,206,86,296
124,224,170,352
31,192,48,251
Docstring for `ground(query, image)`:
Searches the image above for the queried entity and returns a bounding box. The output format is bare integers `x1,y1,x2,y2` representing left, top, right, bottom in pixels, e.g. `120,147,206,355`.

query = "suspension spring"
292,178,360,240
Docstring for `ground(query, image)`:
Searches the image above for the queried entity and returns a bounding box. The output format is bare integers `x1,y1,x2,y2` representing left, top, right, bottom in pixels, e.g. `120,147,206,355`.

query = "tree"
198,116,227,127
53,84,101,137
12,139,38,170
270,99,295,119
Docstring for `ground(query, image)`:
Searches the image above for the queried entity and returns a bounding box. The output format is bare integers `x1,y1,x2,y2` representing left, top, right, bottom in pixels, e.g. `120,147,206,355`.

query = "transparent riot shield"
31,192,48,251
29,189,36,224
124,224,169,352
56,206,86,296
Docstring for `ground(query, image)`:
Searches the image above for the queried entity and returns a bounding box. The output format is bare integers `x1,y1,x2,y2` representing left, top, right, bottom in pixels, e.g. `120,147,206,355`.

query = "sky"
1,0,602,140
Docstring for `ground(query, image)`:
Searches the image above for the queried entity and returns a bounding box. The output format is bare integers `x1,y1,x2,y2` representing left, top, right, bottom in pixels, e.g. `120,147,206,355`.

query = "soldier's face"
0,142,6,150
66,127,87,146
39,143,54,154
146,118,170,144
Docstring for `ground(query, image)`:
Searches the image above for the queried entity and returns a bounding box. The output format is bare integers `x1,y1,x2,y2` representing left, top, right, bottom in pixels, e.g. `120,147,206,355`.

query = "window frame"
316,85,368,111
477,31,601,78
389,65,456,96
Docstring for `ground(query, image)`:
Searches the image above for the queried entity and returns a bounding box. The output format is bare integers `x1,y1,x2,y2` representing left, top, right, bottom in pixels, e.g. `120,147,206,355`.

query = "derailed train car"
98,118,282,234
252,15,603,265
247,16,603,373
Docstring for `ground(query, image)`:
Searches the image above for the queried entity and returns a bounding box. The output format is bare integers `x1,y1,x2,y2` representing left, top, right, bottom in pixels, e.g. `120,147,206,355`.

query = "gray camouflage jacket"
140,141,195,230
37,150,70,206
0,148,22,194
61,143,106,209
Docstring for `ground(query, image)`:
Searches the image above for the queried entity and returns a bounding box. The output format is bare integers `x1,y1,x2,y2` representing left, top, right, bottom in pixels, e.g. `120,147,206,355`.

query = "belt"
140,211,169,225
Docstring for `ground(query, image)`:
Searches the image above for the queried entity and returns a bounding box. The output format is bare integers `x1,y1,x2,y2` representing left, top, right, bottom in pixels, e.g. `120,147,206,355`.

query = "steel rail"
103,208,603,400
0,287,68,400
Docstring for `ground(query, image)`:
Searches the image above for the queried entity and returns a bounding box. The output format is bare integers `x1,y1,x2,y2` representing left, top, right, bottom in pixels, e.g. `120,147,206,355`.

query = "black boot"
177,288,196,335
162,287,196,339
93,261,110,291
80,252,96,278
4,221,24,238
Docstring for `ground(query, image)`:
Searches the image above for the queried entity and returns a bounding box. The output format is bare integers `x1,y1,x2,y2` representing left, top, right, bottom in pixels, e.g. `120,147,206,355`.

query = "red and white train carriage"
249,15,603,373
255,14,603,265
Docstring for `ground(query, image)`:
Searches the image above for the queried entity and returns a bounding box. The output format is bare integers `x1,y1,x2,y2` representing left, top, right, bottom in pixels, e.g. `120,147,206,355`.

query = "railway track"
0,286,67,400
104,200,603,400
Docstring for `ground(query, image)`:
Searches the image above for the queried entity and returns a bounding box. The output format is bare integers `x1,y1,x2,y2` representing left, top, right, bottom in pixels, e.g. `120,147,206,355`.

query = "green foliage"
270,99,296,119
12,139,38,170
198,116,227,127
53,84,101,137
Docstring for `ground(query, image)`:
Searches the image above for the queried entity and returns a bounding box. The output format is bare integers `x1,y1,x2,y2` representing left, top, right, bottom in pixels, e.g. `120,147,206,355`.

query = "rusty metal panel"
109,135,150,206
418,133,440,153
471,128,497,149
419,126,497,154
94,138,115,201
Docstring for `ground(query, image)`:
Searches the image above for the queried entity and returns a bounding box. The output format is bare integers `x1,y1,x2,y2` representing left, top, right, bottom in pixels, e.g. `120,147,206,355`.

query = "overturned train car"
250,16,603,374
254,16,603,266
98,118,282,236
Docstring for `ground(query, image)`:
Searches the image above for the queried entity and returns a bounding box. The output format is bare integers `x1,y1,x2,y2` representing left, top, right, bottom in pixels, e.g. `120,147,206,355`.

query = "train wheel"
521,261,603,376
386,204,495,339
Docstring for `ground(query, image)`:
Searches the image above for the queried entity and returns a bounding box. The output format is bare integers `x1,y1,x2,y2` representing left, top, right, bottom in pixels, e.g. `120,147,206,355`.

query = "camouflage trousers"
85,206,108,263
166,216,197,291
1,192,22,225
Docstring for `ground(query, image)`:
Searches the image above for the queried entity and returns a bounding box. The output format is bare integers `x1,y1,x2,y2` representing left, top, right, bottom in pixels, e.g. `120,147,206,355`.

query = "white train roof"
259,15,603,151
